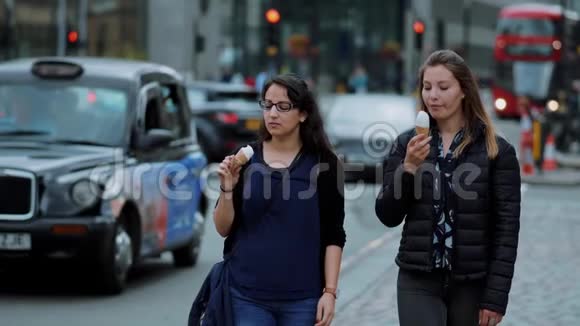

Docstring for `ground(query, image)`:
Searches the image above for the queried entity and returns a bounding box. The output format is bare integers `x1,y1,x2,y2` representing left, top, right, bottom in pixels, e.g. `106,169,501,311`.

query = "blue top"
432,129,464,270
229,145,322,300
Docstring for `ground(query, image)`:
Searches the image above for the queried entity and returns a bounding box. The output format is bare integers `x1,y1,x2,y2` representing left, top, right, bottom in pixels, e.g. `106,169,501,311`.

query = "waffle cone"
232,150,249,167
416,126,430,136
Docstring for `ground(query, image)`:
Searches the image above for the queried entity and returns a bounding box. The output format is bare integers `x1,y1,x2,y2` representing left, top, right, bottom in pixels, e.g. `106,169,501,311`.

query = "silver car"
324,94,417,182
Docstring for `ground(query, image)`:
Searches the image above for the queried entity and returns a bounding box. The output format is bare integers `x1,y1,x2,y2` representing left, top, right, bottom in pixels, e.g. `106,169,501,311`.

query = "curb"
521,171,580,186
555,152,580,169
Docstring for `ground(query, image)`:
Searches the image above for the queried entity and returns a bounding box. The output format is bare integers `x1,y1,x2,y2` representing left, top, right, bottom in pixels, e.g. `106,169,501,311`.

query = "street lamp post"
462,0,472,60
78,0,88,56
57,0,66,56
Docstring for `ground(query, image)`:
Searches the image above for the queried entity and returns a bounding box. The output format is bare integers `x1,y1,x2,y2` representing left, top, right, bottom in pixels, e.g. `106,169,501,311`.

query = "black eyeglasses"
258,100,294,112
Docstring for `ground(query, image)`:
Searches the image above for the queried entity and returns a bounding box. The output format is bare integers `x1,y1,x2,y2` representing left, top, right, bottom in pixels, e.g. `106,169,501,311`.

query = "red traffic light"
413,20,425,34
67,31,79,43
265,8,280,24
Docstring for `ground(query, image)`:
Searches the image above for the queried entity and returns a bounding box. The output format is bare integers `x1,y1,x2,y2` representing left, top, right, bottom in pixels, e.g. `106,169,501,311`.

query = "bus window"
497,18,556,37
513,62,555,99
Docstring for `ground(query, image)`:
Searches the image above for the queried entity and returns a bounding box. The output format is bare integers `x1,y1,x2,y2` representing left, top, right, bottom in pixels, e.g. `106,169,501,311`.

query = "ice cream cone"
415,111,430,136
232,145,254,168
415,126,430,136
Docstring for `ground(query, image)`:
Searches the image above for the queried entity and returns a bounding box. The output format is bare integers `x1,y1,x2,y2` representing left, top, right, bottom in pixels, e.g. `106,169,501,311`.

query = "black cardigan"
222,142,346,285
375,125,521,315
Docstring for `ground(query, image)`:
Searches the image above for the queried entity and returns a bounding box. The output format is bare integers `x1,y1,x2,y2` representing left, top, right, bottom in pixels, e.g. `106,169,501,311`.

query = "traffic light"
265,8,280,24
66,27,80,53
195,34,205,53
413,20,425,50
265,8,281,56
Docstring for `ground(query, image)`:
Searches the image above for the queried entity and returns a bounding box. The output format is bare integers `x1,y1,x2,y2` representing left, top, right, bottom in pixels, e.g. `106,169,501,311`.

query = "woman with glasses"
213,73,345,326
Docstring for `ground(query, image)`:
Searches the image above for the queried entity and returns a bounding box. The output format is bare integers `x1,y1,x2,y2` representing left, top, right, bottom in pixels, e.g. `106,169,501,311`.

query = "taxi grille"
0,170,35,220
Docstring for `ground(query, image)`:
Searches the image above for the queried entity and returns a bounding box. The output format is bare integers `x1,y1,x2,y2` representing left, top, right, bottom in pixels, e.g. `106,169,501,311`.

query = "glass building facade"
229,0,405,92
86,0,148,59
0,0,147,60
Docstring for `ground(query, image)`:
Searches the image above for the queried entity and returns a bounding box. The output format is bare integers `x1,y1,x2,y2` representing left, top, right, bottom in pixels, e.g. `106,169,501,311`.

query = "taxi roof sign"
31,60,84,80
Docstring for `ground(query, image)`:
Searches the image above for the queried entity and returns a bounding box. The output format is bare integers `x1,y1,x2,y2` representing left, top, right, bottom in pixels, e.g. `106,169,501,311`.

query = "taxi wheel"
99,223,134,294
172,208,205,267
172,238,201,267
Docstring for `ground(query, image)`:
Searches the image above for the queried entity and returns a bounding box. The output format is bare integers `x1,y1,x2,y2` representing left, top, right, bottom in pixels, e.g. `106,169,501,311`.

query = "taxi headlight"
70,179,100,208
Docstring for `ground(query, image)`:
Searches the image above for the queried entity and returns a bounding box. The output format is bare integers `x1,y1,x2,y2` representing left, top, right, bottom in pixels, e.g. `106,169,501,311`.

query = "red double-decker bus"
492,3,580,118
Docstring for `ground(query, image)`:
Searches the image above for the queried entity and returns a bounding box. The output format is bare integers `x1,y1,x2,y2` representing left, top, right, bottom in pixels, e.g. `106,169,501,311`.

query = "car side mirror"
138,128,175,150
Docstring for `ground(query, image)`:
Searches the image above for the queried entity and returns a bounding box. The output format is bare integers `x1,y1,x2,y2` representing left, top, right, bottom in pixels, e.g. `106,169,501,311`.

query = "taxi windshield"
0,83,128,146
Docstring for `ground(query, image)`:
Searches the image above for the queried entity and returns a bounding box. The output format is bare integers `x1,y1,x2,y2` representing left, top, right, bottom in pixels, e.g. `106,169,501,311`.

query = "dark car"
186,80,260,105
0,58,208,294
186,81,262,162
324,94,417,182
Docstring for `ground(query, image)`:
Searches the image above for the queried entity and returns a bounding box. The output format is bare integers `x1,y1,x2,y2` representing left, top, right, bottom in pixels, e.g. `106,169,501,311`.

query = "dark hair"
418,49,498,159
259,73,334,156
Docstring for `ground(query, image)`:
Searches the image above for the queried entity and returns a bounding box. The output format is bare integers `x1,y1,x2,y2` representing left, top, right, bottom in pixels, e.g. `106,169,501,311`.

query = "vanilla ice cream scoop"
415,111,430,136
233,145,254,167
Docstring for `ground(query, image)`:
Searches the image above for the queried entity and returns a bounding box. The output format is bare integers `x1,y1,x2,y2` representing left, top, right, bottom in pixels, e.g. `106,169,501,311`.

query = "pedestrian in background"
213,73,346,326
375,49,521,326
348,63,368,93
254,68,269,93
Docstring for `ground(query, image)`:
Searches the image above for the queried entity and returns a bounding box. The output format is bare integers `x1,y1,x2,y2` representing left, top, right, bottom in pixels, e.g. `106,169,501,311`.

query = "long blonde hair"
418,50,498,159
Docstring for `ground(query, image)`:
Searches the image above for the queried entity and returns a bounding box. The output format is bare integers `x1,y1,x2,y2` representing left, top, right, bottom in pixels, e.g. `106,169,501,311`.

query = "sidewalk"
556,151,580,169
521,168,580,186
334,263,399,326
335,186,580,326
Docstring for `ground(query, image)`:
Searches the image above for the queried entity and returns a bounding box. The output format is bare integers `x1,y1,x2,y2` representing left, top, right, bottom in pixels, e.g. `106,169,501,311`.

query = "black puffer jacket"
375,123,521,315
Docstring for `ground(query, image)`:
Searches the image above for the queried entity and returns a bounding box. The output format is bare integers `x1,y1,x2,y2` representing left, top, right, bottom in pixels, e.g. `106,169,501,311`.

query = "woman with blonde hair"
375,49,521,326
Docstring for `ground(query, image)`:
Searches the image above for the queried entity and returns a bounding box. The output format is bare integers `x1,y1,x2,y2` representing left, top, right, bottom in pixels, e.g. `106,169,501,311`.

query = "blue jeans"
230,287,318,326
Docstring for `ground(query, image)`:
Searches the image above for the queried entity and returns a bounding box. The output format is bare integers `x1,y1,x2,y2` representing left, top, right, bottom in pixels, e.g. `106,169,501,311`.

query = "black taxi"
0,58,208,293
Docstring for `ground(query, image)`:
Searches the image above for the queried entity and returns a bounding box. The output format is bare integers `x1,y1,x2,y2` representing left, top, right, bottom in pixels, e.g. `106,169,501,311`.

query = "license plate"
245,119,261,130
0,233,31,250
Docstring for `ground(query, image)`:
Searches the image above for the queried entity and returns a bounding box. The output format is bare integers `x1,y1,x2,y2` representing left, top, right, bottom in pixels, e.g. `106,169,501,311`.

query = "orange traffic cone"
521,138,535,176
520,113,535,176
542,134,558,171
520,112,532,132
